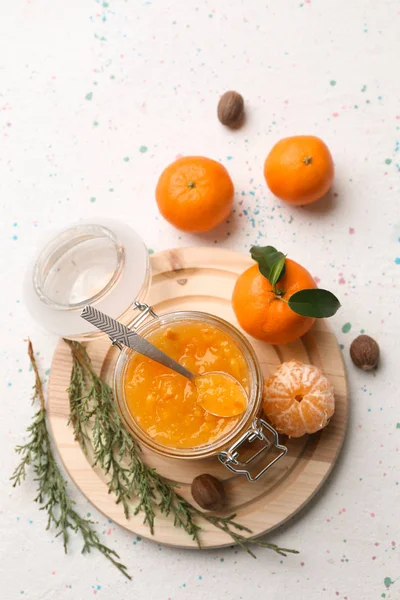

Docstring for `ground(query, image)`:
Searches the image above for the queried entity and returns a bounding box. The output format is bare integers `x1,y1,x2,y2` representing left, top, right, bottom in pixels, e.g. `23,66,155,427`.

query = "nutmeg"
217,91,245,129
191,474,226,511
350,335,380,371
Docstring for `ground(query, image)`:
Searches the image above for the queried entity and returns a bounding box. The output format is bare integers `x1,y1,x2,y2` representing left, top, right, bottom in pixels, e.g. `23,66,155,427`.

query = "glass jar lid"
24,218,151,339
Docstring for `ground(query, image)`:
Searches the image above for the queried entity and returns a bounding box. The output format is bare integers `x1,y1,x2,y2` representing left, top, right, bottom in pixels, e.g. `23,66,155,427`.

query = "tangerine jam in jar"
114,311,263,460
123,321,248,449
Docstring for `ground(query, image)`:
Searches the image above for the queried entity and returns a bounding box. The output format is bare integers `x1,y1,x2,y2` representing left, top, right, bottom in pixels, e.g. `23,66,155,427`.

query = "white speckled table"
1,1,399,599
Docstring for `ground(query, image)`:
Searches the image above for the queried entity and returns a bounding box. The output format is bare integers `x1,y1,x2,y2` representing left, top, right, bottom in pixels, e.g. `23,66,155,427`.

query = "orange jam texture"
123,321,249,448
195,373,247,417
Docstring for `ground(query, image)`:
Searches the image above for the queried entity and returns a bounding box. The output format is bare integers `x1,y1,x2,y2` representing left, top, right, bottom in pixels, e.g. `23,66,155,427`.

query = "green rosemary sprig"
11,340,131,580
67,342,90,453
66,340,157,526
66,339,298,558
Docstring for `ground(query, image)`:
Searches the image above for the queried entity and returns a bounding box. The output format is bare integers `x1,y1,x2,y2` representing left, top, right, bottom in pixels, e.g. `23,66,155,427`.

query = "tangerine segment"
263,360,335,438
123,321,249,449
195,373,247,417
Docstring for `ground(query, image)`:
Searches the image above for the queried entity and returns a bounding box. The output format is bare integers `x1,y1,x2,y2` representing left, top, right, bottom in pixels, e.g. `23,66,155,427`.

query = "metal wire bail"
218,418,287,482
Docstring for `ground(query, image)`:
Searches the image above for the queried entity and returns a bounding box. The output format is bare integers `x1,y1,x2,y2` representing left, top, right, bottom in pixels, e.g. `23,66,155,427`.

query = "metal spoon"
81,305,247,418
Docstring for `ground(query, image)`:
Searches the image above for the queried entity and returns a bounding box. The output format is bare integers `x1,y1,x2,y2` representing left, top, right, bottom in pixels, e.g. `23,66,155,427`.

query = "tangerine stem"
303,156,312,165
187,181,196,189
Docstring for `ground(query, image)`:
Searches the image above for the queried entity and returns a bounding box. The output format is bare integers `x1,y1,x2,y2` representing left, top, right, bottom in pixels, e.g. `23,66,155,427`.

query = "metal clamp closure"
218,418,287,482
130,301,158,329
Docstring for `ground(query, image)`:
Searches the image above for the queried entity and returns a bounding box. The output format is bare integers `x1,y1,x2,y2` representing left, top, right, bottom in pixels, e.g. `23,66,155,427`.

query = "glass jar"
24,218,151,339
113,305,287,481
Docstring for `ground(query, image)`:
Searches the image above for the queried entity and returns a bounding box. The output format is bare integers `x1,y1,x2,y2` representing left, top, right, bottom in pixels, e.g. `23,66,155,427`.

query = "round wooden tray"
47,247,349,549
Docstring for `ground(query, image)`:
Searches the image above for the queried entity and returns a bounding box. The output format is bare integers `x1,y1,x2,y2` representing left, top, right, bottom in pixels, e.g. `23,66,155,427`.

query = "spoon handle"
81,305,194,382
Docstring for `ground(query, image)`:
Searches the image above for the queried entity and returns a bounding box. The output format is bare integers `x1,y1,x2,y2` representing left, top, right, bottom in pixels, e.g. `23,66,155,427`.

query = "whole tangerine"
263,360,335,437
156,156,234,233
232,258,317,344
264,135,334,205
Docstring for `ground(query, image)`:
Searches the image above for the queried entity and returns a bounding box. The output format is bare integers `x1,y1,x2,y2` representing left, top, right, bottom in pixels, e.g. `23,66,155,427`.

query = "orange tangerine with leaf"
232,246,340,344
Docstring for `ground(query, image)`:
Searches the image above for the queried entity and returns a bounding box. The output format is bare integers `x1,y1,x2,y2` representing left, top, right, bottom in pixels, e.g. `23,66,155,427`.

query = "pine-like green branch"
11,339,131,579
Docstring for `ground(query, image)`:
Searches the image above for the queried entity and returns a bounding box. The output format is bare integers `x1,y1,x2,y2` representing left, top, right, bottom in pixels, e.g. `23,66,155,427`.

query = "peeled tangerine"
263,360,335,438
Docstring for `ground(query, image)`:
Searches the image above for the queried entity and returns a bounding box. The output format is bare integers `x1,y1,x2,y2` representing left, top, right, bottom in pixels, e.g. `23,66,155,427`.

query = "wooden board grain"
47,247,349,549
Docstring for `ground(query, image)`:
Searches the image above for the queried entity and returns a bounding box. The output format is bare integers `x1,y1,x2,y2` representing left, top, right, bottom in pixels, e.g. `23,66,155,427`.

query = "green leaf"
250,245,276,260
288,289,341,318
250,245,286,282
269,256,286,286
